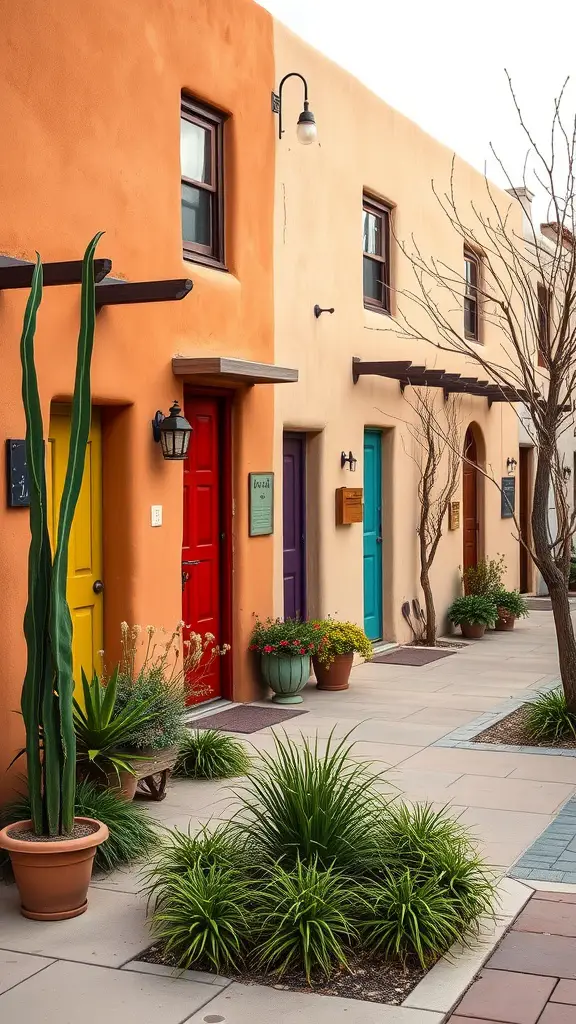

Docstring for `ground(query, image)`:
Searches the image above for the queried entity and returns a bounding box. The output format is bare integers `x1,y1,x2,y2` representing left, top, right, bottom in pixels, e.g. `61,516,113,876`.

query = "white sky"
258,0,576,222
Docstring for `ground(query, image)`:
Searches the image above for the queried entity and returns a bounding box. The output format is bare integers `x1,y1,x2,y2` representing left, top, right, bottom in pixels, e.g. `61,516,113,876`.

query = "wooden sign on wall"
448,500,460,530
335,487,363,526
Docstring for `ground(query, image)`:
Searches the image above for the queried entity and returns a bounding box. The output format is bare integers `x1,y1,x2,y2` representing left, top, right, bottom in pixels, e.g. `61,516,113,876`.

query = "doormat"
371,647,455,666
186,704,309,734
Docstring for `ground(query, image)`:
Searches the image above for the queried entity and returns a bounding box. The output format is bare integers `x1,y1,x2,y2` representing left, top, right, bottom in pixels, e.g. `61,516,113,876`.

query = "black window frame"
180,94,226,270
464,248,480,341
537,282,551,368
363,194,391,313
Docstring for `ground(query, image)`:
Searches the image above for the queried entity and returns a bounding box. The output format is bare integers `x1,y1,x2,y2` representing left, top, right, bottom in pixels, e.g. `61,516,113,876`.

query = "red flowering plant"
249,617,328,658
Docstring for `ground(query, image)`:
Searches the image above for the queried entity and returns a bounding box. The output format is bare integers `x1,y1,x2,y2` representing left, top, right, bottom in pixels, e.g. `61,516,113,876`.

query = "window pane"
364,256,383,302
363,210,382,256
465,256,477,293
181,183,211,247
464,296,477,337
180,118,211,184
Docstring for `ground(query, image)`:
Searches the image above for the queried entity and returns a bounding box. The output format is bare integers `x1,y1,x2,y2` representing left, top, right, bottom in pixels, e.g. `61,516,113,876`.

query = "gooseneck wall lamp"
341,451,358,472
152,401,193,461
272,72,317,144
506,457,518,474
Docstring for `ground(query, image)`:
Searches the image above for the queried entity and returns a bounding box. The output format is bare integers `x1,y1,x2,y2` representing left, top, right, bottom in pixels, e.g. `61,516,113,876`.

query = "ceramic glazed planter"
260,653,311,704
495,610,516,631
460,622,486,639
0,816,109,921
313,653,354,692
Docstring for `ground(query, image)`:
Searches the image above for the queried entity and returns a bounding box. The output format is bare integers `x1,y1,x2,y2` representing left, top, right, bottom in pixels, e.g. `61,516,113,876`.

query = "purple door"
283,433,306,620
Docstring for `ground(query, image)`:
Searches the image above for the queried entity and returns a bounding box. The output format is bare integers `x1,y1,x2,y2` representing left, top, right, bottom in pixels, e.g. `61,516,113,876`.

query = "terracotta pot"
495,610,516,632
0,816,109,921
107,770,138,801
313,653,354,691
460,622,486,639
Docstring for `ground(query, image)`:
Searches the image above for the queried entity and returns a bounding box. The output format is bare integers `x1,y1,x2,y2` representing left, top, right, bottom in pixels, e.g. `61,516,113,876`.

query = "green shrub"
233,730,388,871
493,590,529,619
447,594,497,627
149,863,252,972
526,688,576,742
173,729,251,779
361,868,463,966
253,858,356,981
3,779,158,873
315,619,372,666
144,823,248,907
115,673,187,752
462,555,506,598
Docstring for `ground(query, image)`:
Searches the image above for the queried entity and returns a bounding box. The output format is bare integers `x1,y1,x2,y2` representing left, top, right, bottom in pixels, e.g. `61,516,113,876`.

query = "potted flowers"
493,590,529,631
249,618,324,704
0,238,109,921
313,620,372,691
447,595,497,639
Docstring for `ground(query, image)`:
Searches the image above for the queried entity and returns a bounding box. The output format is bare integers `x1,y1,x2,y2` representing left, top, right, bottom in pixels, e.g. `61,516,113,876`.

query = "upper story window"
464,248,480,340
537,282,551,368
363,194,391,312
180,95,225,269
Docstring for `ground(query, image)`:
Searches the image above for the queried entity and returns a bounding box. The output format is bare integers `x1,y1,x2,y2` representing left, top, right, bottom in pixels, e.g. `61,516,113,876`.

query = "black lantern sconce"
563,465,572,481
341,451,357,472
272,73,317,144
506,457,518,474
152,401,193,461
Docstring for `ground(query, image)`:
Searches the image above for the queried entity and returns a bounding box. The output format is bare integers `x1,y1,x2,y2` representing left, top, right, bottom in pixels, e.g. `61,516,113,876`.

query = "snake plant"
20,233,103,836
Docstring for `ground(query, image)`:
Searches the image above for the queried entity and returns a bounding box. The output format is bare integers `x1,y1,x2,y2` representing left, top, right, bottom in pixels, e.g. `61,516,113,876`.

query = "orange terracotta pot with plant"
0,238,109,920
493,590,529,632
313,620,372,691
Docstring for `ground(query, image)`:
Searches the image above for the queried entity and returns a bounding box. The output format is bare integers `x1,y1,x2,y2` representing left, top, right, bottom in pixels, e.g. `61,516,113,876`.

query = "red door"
463,427,478,576
182,396,222,703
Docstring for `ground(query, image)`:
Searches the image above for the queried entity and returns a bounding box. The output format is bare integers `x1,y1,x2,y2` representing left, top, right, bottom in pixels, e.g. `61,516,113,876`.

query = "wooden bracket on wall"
95,278,193,307
0,257,112,289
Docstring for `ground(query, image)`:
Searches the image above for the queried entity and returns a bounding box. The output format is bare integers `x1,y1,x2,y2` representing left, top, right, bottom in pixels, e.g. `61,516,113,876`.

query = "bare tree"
403,389,461,645
394,76,576,708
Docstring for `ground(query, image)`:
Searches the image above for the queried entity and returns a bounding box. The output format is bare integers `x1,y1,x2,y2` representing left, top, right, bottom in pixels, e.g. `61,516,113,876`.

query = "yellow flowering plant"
314,619,372,667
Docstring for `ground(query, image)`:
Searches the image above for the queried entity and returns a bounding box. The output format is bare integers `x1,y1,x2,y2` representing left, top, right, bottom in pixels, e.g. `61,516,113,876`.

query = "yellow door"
47,405,103,690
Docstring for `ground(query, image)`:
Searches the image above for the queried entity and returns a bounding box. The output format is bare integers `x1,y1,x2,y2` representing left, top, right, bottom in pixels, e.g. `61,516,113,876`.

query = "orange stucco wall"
0,0,276,799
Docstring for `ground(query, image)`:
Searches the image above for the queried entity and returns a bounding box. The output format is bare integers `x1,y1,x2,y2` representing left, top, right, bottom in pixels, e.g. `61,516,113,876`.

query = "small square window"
180,95,226,269
363,194,391,312
464,249,480,340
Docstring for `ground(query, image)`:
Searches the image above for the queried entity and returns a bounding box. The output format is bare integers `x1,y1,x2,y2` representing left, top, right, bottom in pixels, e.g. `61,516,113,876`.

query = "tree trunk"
532,445,576,712
420,565,436,646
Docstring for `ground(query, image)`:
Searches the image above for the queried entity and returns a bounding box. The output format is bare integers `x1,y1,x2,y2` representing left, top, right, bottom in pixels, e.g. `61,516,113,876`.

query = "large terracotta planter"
495,610,516,632
260,653,311,704
0,816,109,921
460,622,486,639
313,653,354,691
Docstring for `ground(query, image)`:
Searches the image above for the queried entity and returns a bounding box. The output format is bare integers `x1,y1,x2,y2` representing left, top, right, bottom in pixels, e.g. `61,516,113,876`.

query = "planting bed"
474,704,576,750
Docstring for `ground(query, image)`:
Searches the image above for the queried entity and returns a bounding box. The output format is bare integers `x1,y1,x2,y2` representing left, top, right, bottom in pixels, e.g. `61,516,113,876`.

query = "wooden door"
463,427,478,574
47,405,103,690
283,433,306,620
363,429,383,641
519,447,531,593
182,396,222,703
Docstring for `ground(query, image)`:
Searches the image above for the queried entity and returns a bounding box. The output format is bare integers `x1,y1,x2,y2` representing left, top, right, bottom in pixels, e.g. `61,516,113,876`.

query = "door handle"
182,560,201,566
93,580,104,594
181,570,190,588
376,536,382,544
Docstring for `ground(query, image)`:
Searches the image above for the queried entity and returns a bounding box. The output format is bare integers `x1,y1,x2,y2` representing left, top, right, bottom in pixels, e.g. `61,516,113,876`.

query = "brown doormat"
187,704,309,734
371,647,455,666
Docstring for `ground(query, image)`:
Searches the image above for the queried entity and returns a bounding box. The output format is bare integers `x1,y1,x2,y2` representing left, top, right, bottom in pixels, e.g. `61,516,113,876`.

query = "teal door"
363,430,383,641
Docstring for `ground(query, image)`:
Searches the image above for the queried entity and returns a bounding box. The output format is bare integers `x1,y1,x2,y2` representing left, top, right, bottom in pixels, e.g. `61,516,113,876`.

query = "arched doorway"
463,426,481,573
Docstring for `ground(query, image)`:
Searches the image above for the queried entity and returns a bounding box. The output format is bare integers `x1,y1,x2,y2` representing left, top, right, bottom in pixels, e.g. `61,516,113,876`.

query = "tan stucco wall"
272,23,524,640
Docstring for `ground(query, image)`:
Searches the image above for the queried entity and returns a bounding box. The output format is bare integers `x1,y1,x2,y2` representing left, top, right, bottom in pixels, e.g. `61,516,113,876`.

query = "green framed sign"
249,472,274,536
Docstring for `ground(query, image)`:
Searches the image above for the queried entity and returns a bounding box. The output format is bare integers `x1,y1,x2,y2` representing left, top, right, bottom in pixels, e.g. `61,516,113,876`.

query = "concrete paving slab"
186,982,444,1022
0,948,54,995
0,885,150,967
445,775,573,814
0,959,216,1024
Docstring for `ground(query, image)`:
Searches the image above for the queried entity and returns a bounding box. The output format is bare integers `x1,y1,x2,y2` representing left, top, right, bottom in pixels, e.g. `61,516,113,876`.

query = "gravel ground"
474,704,576,749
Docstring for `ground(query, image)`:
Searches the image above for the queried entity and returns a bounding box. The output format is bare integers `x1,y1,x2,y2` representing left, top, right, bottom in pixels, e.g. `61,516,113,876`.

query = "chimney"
506,186,534,219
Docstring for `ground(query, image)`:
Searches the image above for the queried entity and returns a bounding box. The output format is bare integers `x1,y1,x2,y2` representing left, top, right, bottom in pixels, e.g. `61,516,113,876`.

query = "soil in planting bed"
474,703,576,749
137,942,429,1005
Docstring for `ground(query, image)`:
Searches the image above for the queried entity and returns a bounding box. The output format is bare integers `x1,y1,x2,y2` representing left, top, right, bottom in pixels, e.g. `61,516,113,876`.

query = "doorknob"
182,560,201,566
181,570,190,588
93,580,104,594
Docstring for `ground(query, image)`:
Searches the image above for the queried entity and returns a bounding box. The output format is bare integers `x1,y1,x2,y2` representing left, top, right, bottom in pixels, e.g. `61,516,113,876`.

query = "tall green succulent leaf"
19,255,50,834
49,232,103,834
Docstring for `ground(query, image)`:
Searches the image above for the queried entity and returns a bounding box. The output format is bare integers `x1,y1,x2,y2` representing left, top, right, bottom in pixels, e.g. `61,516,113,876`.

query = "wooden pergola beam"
95,278,193,307
0,258,112,289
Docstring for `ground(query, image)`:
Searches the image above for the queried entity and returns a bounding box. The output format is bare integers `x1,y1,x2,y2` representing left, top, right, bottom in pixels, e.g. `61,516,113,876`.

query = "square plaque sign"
249,472,274,536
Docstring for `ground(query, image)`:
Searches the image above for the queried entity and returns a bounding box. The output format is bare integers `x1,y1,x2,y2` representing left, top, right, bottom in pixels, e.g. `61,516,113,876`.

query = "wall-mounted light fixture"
506,457,518,474
563,465,572,481
271,73,317,144
152,401,193,461
341,450,357,472
314,304,335,318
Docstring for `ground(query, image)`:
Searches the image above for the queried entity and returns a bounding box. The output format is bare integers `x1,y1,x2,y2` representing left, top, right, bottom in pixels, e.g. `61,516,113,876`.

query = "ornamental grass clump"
173,729,251,779
526,688,576,742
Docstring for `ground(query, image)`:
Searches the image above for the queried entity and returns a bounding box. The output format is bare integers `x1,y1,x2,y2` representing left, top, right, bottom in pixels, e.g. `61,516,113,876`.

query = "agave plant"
20,233,102,837
74,667,158,781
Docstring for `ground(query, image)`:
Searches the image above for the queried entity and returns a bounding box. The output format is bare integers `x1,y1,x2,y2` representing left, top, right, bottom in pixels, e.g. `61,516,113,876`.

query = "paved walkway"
1,610,575,1023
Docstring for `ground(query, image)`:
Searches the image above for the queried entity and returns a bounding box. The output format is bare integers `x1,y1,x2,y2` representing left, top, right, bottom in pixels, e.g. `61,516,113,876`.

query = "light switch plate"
150,505,163,527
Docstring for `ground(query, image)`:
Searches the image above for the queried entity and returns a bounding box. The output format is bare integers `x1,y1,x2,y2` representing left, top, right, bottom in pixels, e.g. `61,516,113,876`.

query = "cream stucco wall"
272,23,524,641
